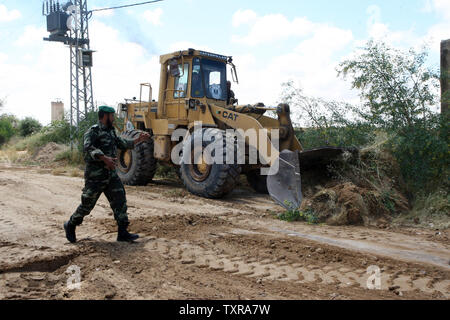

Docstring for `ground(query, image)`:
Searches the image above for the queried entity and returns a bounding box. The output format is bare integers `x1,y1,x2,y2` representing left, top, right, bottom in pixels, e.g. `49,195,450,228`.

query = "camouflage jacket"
83,122,134,178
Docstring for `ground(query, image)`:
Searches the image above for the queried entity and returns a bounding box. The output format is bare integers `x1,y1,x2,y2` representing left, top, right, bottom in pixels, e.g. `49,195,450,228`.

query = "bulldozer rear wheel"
246,170,269,194
117,130,157,186
180,128,241,199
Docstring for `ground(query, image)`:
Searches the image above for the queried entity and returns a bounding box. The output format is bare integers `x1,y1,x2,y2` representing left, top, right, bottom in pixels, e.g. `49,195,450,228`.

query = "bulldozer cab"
161,50,232,116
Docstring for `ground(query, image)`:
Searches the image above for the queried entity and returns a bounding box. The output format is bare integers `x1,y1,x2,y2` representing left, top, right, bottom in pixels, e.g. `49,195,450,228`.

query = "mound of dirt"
299,148,410,226
300,182,409,226
33,143,67,164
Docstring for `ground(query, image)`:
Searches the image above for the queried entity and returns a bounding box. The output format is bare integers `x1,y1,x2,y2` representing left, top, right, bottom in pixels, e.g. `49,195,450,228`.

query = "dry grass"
0,148,31,164
51,166,83,178
393,189,450,229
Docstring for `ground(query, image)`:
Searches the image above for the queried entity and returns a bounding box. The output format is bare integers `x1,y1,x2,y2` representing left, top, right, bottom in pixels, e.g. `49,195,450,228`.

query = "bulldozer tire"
246,170,268,194
180,128,241,199
117,130,157,186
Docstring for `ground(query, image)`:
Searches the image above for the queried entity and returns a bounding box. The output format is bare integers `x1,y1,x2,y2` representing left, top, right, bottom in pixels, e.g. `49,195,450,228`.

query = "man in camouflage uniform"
64,106,150,243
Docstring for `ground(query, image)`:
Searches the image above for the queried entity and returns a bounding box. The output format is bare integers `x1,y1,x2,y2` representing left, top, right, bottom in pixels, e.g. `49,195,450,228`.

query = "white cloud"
232,12,315,46
91,8,115,18
2,4,448,126
366,4,385,38
421,0,450,52
0,20,161,124
0,4,21,22
366,5,420,49
143,8,163,26
232,9,257,27
14,25,46,47
227,10,357,108
230,24,356,109
424,21,450,53
168,41,213,53
0,52,7,63
0,42,68,123
427,0,450,20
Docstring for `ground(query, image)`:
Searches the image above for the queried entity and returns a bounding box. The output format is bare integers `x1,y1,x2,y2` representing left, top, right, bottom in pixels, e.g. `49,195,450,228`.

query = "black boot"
117,225,139,242
64,221,77,243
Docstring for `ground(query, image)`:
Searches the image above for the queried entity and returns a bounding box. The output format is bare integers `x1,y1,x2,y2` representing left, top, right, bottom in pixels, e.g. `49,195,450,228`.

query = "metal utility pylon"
43,0,94,147
69,0,94,145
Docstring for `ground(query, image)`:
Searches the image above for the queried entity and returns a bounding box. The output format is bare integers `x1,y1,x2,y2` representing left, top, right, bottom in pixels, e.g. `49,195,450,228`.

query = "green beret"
98,106,116,113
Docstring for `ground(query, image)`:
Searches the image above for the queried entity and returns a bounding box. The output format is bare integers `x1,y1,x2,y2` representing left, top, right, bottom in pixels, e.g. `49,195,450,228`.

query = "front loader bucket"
266,147,348,211
267,150,303,211
298,147,346,170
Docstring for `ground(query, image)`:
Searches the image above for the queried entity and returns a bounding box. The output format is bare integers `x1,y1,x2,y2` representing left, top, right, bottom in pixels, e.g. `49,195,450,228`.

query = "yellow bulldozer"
117,49,344,210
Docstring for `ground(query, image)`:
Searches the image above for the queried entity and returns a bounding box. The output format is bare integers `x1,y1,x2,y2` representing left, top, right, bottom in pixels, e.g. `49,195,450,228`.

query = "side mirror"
231,62,239,84
169,59,180,77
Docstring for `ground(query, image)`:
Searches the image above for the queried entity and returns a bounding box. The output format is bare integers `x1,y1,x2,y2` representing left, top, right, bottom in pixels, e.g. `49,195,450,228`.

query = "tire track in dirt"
1,167,449,300
219,214,450,269
142,236,450,297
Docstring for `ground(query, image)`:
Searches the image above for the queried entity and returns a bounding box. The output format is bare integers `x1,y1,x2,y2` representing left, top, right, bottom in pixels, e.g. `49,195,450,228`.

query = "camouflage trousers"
70,170,129,227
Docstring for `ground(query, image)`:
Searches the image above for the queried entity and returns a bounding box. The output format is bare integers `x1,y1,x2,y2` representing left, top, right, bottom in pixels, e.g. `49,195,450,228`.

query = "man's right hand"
99,155,117,170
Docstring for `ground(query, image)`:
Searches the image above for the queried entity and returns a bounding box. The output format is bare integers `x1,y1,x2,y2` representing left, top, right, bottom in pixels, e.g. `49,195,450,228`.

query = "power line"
90,0,164,13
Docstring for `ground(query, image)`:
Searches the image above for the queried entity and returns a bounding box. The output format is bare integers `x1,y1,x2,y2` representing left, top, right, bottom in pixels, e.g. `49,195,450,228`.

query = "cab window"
201,59,227,100
191,58,204,98
174,63,189,98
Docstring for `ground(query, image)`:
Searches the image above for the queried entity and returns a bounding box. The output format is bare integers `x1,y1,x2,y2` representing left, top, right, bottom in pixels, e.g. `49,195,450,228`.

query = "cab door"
165,61,190,120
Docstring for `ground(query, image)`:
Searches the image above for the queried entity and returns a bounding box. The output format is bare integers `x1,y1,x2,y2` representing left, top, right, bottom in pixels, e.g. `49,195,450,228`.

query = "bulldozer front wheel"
180,128,241,199
246,170,268,194
117,130,157,186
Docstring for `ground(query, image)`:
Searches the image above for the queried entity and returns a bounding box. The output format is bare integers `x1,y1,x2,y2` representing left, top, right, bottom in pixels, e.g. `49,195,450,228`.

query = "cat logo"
222,111,239,121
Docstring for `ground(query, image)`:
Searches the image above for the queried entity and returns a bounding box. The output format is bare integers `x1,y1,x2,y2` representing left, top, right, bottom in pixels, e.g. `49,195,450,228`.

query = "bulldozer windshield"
191,57,227,101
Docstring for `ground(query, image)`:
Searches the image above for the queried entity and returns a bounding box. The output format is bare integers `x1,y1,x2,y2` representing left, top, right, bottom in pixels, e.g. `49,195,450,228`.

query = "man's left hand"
134,132,151,145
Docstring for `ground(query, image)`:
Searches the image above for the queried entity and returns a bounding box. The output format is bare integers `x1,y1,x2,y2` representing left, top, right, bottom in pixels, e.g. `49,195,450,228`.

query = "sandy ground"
0,165,448,300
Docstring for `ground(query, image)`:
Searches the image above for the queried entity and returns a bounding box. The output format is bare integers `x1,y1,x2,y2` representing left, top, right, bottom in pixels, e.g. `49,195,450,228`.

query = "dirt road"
0,166,448,300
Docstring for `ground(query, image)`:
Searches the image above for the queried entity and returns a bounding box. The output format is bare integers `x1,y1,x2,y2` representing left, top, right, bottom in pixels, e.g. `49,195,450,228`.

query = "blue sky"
0,0,449,123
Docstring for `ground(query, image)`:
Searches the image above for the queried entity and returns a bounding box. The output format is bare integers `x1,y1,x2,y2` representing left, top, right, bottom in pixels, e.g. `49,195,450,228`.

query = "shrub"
18,117,42,137
338,40,439,130
0,117,15,145
387,115,449,194
40,120,72,145
13,120,71,154
278,208,319,224
295,124,375,150
337,41,446,196
281,80,375,149
74,110,100,152
0,113,19,145
55,149,84,166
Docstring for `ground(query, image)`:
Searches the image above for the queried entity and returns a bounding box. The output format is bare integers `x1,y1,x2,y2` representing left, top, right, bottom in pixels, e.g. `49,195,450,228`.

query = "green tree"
0,113,19,128
75,110,99,152
18,117,42,137
0,118,15,145
280,80,374,148
337,41,447,193
337,40,439,130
